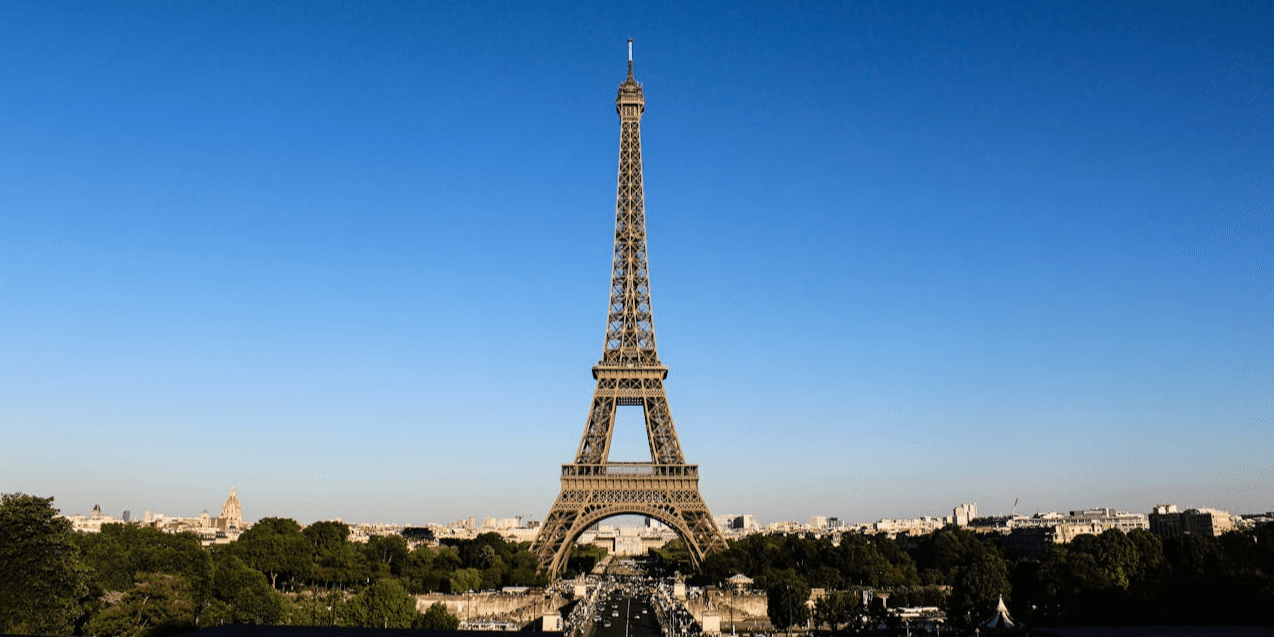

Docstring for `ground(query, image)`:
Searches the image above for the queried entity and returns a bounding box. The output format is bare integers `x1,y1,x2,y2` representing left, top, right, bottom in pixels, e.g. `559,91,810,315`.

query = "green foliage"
209,553,287,625
76,524,212,594
418,601,461,630
947,545,1010,628
401,546,439,593
563,543,609,578
347,578,419,629
763,570,811,632
448,567,483,594
675,524,1274,627
813,590,862,634
365,533,410,578
303,520,350,557
912,526,991,585
835,533,918,587
12,493,1274,637
288,589,347,627
0,505,555,635
403,526,436,543
84,573,196,637
1125,528,1165,582
433,544,463,571
234,517,313,589
887,585,946,607
439,533,545,588
0,493,91,635
700,532,916,589
303,520,366,585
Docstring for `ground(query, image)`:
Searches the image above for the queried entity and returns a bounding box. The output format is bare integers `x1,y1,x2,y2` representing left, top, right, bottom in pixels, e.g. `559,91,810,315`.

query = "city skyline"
2,2,1271,526
49,487,1262,532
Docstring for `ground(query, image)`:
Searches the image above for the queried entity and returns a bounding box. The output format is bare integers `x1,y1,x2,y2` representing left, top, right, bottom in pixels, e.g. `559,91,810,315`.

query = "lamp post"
730,583,735,636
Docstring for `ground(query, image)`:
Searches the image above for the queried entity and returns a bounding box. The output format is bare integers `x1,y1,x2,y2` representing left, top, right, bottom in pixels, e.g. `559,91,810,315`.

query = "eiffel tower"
532,42,728,579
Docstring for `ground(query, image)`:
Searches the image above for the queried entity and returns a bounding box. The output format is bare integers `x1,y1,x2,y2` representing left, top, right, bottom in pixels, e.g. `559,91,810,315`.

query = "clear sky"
2,1,1271,527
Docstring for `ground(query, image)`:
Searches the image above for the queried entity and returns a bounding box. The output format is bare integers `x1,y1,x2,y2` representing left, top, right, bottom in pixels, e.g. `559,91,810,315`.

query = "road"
591,594,663,637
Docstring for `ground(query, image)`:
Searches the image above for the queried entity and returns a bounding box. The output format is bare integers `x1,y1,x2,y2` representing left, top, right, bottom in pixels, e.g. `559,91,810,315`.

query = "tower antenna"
628,38,633,62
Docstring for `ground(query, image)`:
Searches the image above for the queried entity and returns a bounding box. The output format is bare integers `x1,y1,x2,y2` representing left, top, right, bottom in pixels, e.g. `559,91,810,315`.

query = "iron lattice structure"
532,48,728,579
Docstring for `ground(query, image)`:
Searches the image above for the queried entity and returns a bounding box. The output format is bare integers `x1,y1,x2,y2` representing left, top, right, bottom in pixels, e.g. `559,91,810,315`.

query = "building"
1149,504,1234,537
218,484,243,531
873,516,949,537
62,486,247,544
1010,509,1149,536
953,503,978,527
715,514,760,536
64,504,122,533
147,485,248,543
968,508,1150,558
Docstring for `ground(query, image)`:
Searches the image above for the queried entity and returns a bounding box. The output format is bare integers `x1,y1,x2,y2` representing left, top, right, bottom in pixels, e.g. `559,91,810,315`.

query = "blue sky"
2,1,1271,526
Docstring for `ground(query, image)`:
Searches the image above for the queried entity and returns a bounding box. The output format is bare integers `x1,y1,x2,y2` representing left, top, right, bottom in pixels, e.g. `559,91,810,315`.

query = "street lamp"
729,583,735,636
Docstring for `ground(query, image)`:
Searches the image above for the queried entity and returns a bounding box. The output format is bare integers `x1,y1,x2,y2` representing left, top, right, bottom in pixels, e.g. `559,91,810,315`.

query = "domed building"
216,484,243,532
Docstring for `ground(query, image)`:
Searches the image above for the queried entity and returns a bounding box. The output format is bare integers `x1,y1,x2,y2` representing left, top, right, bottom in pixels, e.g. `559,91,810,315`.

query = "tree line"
0,493,546,637
656,522,1274,631
9,491,1273,636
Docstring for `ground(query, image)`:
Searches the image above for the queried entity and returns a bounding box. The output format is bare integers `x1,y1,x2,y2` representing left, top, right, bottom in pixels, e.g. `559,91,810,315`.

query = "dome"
219,484,243,527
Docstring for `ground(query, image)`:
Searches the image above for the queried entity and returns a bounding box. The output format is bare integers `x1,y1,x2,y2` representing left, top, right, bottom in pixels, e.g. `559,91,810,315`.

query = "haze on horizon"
2,2,1271,527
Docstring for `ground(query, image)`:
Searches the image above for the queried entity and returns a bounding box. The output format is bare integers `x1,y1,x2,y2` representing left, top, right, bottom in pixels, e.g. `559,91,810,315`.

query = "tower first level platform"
533,463,726,578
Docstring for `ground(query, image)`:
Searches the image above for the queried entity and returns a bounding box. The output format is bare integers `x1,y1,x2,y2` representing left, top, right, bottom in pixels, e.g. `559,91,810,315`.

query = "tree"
84,573,196,637
565,544,609,578
913,526,984,585
764,571,811,635
75,524,213,600
402,527,436,544
210,554,287,625
813,590,861,634
1125,528,1165,583
303,519,352,580
0,493,91,635
417,601,460,630
835,532,918,587
401,546,438,593
364,534,409,577
448,567,483,594
1093,529,1139,589
507,548,543,587
234,517,313,589
303,520,349,554
947,547,1010,628
289,589,346,627
347,578,419,629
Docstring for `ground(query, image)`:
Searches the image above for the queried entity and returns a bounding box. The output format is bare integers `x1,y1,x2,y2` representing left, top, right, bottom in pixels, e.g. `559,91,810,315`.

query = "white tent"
979,596,1019,632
